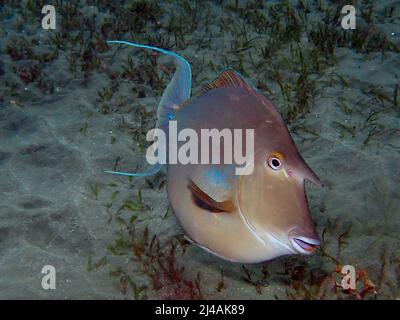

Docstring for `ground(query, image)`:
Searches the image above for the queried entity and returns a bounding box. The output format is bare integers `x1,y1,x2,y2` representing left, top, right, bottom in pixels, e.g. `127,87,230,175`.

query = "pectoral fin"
187,178,234,213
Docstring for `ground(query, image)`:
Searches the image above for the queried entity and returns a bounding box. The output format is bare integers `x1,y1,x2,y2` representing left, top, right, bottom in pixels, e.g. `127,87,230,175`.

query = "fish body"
169,84,321,262
106,41,323,263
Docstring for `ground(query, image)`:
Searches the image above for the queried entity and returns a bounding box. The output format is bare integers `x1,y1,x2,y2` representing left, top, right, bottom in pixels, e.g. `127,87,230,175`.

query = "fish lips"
289,235,321,255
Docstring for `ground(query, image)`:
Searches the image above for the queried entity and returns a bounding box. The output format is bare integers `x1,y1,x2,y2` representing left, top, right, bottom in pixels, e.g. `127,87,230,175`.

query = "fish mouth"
290,236,320,254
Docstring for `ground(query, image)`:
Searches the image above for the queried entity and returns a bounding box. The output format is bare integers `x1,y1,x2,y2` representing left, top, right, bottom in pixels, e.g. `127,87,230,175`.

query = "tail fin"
105,40,192,178
106,40,192,129
104,163,163,178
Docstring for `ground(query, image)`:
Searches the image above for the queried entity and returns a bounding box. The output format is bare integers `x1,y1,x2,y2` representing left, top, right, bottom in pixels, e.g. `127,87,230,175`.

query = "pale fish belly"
167,164,288,263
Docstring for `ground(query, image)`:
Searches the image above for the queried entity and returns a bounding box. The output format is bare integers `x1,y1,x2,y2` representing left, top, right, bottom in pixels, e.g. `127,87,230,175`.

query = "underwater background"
0,0,399,299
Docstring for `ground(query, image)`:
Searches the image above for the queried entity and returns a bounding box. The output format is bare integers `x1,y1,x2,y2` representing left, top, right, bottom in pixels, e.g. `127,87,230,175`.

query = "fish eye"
268,152,284,170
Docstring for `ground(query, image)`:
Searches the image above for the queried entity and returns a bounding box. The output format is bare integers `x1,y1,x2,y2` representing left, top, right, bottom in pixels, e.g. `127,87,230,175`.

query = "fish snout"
289,228,321,255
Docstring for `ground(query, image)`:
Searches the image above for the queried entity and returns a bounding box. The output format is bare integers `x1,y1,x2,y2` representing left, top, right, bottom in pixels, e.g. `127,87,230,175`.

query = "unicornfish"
105,40,323,263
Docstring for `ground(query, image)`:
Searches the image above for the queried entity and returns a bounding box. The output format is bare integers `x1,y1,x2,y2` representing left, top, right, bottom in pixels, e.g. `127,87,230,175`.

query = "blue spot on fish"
205,165,231,188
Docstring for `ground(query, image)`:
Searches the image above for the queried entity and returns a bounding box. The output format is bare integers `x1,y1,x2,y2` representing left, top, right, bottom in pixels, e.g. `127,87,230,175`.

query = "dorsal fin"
200,68,255,95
